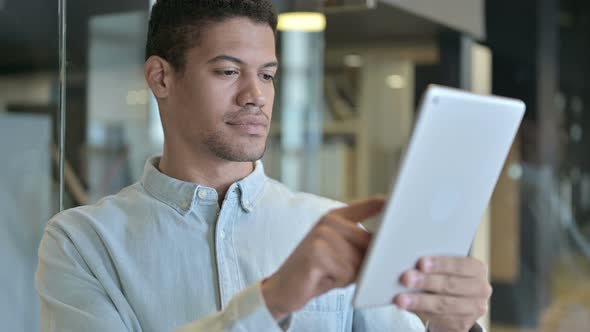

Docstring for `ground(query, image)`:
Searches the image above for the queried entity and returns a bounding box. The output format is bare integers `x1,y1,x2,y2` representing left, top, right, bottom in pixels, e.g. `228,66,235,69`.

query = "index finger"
417,256,488,278
330,196,386,223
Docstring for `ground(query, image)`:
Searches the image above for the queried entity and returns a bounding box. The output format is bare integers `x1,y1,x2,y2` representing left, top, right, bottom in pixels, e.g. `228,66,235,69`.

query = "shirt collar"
141,156,267,216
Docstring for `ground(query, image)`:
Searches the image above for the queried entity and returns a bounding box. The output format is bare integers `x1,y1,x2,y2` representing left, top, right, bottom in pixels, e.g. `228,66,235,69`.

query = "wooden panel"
490,138,522,282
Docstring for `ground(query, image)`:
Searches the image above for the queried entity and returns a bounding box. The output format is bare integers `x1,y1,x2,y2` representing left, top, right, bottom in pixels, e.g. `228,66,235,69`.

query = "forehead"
189,17,277,65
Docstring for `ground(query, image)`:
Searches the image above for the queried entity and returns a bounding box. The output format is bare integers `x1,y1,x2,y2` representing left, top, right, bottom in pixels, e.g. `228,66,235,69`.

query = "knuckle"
483,283,494,298
434,301,445,314
319,213,335,225
443,277,458,294
315,225,332,239
426,277,439,292
310,263,323,276
435,297,452,314
452,261,465,275
419,275,433,290
311,238,327,250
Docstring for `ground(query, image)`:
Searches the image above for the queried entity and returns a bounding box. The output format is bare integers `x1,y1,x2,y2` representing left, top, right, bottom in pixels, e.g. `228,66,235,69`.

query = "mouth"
226,117,269,136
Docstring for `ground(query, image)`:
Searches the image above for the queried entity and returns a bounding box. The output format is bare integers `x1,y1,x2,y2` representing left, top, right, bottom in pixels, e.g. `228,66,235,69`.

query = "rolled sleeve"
176,282,287,332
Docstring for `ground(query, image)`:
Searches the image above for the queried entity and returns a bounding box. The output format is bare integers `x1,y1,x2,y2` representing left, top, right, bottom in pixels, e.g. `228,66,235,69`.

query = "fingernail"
422,258,433,272
408,274,422,288
406,275,416,287
399,295,413,308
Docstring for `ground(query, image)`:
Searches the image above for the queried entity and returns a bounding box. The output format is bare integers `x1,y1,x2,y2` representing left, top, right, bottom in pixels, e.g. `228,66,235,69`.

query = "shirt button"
198,189,208,199
219,230,226,240
243,200,251,209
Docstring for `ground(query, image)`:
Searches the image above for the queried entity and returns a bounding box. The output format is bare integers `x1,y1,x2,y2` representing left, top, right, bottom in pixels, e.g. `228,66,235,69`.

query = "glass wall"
487,0,590,331
0,0,58,330
1,0,589,331
61,0,154,209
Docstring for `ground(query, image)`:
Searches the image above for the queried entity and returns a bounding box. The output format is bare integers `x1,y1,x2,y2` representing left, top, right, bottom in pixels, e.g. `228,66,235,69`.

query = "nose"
236,74,266,108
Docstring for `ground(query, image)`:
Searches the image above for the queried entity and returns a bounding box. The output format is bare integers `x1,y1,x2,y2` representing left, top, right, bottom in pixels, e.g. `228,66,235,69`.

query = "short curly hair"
146,0,278,72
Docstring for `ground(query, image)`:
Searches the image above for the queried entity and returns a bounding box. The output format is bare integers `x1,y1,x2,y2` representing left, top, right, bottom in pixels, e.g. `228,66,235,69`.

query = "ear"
145,56,174,99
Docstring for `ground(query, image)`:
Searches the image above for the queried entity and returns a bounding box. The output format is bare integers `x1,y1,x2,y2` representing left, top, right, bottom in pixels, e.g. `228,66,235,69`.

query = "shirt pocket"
292,289,350,332
302,289,346,312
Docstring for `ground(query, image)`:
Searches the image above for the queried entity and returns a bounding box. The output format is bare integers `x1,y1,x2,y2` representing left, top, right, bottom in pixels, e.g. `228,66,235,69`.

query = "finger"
400,270,493,298
330,196,386,223
322,213,372,251
316,226,364,287
313,239,349,293
393,293,486,316
417,256,488,278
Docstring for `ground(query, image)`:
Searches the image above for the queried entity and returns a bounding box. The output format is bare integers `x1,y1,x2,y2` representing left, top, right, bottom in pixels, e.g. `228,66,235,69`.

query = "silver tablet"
353,85,525,308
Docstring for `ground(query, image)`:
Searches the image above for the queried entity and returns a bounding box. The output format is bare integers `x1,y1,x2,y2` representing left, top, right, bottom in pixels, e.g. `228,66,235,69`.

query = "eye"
216,69,239,77
260,73,275,82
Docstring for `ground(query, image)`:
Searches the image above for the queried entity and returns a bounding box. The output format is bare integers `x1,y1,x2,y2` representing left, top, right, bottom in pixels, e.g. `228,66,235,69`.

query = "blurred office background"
1,0,589,331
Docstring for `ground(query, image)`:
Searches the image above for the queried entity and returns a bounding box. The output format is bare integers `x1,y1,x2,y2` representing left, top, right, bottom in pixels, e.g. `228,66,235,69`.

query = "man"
35,1,491,331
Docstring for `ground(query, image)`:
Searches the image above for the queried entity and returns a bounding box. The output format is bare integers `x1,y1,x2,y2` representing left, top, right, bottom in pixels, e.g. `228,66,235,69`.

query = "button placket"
214,212,228,308
214,195,239,309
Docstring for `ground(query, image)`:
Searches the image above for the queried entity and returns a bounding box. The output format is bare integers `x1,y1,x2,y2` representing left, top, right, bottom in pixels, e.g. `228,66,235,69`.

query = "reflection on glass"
0,1,59,330
85,11,162,203
276,30,324,195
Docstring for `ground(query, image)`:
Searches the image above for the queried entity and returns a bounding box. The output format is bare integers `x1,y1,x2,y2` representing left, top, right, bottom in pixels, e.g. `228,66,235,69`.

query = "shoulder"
46,183,148,236
262,177,346,216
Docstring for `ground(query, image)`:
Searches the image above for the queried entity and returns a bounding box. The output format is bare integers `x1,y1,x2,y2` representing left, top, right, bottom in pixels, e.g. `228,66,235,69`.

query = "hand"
261,197,385,321
394,256,493,332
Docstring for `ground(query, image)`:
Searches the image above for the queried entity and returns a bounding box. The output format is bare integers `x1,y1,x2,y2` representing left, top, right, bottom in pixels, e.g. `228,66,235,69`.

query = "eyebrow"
207,55,278,69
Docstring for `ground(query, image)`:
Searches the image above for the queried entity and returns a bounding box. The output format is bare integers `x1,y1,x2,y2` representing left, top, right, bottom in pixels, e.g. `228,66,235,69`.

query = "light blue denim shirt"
35,157,426,332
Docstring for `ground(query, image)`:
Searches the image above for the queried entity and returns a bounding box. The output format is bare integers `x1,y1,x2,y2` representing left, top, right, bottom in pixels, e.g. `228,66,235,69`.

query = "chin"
240,147,266,162
236,138,267,160
211,145,266,163
205,131,268,162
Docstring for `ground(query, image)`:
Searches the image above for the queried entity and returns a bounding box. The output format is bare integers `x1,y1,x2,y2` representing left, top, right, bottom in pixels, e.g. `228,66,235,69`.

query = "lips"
227,119,267,127
226,116,269,135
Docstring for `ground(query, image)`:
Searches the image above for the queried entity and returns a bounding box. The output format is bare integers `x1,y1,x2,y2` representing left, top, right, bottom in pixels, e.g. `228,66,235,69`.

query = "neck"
158,142,255,204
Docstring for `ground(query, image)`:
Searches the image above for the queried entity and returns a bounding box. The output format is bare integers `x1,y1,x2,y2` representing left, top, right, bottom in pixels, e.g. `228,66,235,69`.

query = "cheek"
187,83,233,125
265,86,275,117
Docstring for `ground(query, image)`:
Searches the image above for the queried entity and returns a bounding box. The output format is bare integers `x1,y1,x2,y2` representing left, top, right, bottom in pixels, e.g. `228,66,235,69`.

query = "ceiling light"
278,12,326,32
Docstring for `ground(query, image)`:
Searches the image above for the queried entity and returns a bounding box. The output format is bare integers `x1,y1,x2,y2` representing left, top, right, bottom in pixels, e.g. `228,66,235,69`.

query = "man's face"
165,18,277,162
